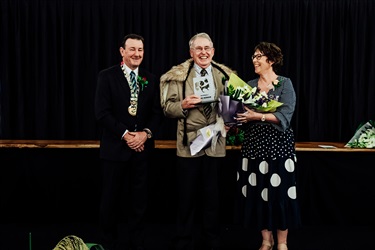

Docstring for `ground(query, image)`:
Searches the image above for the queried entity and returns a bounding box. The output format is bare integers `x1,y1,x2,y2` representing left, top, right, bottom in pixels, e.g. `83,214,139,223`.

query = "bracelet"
261,114,266,122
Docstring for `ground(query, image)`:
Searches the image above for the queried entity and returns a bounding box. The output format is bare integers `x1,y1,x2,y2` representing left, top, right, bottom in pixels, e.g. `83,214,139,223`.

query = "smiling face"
252,49,274,76
119,38,144,70
189,37,215,69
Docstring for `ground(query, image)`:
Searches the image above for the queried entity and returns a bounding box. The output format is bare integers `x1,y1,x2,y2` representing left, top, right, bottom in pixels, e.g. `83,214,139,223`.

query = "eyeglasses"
251,54,265,60
192,46,213,53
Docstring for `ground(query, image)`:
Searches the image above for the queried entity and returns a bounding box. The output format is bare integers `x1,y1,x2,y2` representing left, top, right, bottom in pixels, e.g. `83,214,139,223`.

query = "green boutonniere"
137,75,148,91
268,77,283,91
272,79,281,89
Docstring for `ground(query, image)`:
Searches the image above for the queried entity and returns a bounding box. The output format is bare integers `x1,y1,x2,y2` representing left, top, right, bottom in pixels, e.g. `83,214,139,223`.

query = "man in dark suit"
95,33,162,250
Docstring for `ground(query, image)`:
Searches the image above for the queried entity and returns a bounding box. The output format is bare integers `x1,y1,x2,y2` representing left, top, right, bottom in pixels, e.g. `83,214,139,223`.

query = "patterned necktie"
130,71,138,91
200,69,212,119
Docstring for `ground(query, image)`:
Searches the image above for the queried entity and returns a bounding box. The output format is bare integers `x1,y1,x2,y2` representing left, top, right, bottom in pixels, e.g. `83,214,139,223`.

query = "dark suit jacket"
95,64,162,161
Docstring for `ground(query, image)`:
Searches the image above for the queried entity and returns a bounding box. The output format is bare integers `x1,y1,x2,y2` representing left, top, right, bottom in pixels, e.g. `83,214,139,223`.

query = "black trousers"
99,153,148,250
172,155,221,250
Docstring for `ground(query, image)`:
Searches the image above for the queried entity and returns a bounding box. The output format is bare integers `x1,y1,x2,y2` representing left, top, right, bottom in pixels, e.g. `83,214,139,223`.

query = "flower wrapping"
345,120,375,148
218,94,245,126
190,116,226,156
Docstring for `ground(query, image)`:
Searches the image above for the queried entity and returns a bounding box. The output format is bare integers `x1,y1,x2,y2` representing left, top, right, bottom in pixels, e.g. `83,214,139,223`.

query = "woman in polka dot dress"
235,42,301,250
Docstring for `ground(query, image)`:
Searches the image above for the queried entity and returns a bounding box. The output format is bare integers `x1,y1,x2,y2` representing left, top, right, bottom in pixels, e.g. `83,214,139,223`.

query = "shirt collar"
194,64,212,76
124,65,139,76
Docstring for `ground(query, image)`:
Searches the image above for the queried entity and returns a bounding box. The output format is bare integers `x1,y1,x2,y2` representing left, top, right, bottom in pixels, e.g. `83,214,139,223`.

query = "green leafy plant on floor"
226,126,244,146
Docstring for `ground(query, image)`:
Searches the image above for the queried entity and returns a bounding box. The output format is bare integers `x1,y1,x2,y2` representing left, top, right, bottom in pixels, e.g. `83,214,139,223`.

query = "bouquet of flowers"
226,73,283,112
345,120,375,148
218,73,284,145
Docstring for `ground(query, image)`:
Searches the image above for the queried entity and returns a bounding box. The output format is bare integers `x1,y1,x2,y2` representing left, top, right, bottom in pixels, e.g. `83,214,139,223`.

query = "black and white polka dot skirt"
235,123,301,231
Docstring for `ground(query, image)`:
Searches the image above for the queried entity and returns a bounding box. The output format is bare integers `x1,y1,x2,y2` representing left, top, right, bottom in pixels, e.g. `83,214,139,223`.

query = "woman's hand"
236,106,257,123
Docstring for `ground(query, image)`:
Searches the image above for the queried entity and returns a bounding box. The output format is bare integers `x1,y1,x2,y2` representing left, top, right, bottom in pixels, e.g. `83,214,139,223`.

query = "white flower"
346,121,375,148
358,128,375,148
267,79,280,91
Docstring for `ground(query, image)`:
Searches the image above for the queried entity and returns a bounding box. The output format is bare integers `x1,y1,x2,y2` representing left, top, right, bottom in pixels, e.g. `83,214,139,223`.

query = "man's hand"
181,94,202,109
124,131,148,152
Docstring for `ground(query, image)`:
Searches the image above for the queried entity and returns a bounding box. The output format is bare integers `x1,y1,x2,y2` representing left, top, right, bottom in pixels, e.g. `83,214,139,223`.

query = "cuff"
142,128,153,138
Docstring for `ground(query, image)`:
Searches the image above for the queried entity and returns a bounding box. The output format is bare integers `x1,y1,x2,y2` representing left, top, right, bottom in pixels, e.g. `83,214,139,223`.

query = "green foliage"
226,126,244,146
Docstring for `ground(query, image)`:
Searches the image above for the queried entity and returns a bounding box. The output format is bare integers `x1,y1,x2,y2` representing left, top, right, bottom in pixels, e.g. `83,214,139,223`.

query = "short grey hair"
189,32,214,49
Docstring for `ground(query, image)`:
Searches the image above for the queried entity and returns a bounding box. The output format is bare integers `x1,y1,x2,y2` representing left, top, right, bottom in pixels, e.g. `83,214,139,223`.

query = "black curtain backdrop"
1,0,374,141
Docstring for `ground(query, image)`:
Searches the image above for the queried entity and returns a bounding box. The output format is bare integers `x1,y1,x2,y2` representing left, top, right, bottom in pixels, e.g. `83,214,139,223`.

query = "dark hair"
121,34,145,48
254,42,283,73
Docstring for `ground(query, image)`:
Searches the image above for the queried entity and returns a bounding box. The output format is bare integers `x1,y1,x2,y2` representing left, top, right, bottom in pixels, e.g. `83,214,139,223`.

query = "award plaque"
193,76,215,103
